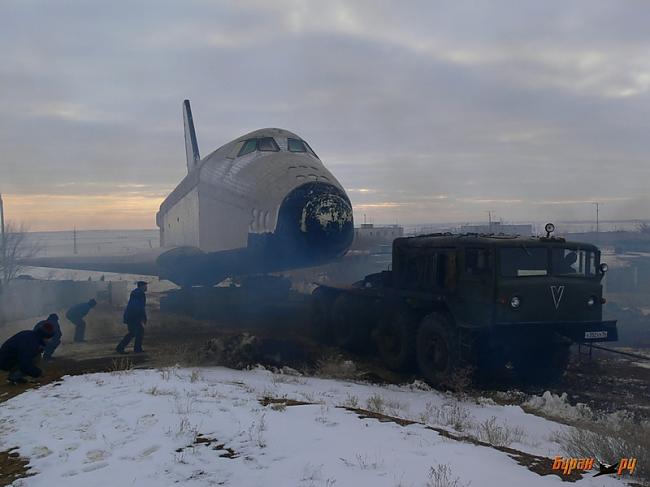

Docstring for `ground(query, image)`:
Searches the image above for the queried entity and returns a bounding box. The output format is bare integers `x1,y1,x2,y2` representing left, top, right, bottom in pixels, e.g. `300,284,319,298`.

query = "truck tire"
374,309,417,371
416,313,459,387
512,341,570,385
331,294,367,351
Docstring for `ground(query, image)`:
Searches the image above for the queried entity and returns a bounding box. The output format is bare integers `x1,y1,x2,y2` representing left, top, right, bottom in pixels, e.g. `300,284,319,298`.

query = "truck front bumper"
492,320,618,343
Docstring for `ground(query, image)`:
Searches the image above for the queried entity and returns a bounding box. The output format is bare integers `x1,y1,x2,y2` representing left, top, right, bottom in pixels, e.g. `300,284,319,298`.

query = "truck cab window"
552,248,597,276
465,248,489,275
500,247,548,277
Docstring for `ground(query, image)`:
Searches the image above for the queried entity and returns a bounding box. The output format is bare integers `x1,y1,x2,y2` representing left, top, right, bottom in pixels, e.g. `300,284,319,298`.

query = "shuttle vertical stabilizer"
183,99,200,172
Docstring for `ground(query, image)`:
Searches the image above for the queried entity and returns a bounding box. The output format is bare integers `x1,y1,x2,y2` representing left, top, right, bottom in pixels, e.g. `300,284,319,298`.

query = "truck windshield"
499,247,548,277
552,248,598,276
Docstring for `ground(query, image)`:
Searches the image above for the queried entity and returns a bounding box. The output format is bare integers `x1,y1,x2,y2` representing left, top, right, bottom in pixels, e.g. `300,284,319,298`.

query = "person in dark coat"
0,322,55,383
35,314,62,361
116,281,148,354
65,299,97,342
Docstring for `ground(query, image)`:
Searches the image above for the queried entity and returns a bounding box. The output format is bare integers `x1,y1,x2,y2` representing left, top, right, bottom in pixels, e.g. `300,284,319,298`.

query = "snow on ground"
0,367,625,487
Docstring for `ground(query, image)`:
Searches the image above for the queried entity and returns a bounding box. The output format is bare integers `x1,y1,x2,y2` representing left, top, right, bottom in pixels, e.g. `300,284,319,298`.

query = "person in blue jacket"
0,322,56,383
35,313,62,361
116,281,147,354
65,299,97,342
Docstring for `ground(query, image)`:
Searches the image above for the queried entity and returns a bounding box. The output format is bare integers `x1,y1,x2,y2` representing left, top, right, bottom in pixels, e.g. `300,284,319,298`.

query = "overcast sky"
1,1,649,231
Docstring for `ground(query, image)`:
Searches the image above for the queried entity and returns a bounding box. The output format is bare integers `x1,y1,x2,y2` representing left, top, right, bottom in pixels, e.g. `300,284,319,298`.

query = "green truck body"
312,231,617,385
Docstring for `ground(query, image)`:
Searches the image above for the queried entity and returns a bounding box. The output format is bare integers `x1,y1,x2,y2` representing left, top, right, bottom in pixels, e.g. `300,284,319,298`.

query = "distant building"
460,222,533,236
351,224,404,251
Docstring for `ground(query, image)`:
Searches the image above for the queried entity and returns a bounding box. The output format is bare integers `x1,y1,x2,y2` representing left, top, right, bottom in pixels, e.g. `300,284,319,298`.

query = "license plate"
585,331,608,339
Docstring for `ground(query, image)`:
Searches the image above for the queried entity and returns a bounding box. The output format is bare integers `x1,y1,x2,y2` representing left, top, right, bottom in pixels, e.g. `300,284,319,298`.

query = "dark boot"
116,330,134,353
7,369,27,384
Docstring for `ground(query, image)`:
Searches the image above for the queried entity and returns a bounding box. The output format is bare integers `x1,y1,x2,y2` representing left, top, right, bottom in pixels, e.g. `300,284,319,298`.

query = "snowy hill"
0,367,626,486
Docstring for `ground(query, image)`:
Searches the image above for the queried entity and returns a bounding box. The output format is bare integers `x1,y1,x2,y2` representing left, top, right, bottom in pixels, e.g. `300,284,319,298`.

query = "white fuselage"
156,128,348,253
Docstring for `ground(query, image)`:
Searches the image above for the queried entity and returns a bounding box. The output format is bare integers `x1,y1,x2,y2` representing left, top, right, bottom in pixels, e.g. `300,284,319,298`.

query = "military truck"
311,224,617,385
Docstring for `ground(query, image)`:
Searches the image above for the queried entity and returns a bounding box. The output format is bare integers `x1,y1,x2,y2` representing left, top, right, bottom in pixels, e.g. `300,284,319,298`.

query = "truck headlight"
587,296,596,306
510,296,521,309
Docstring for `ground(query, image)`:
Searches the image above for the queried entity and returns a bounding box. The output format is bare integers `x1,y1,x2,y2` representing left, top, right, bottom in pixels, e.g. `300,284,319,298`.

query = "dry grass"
340,393,359,409
270,402,287,412
444,366,475,396
552,418,650,483
420,399,474,433
316,354,357,379
366,394,386,414
473,416,526,447
426,464,470,487
108,356,133,374
354,452,384,470
248,413,267,449
174,396,195,415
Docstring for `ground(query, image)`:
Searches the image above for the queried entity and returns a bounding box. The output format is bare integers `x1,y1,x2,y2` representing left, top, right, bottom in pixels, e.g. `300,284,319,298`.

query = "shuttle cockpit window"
238,139,257,156
258,137,280,152
287,138,307,153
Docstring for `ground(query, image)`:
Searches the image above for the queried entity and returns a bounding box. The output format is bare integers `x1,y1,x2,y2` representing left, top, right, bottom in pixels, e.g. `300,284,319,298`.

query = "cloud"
1,1,649,230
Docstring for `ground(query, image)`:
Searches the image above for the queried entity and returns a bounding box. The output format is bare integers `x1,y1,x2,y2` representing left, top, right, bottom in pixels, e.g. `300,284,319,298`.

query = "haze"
1,1,649,231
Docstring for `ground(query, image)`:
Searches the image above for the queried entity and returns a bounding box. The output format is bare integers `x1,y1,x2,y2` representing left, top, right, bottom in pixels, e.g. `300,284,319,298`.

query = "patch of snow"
0,367,626,486
524,392,594,422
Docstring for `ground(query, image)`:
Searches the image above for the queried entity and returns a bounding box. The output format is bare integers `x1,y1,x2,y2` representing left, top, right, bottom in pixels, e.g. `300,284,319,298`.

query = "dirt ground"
2,299,649,413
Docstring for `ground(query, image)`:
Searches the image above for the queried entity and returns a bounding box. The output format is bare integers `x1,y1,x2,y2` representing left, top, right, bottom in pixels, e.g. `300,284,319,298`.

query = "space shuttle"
30,100,354,286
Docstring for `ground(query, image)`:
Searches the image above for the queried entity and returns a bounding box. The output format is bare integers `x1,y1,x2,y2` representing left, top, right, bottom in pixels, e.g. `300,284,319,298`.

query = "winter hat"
47,313,59,323
36,322,55,338
89,299,97,306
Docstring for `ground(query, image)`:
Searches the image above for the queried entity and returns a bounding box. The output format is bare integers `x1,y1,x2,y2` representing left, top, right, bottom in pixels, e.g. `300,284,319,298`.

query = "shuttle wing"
26,250,164,277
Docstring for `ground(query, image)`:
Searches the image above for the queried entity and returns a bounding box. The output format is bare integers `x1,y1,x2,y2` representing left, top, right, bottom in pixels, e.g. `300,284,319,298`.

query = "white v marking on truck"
551,285,565,309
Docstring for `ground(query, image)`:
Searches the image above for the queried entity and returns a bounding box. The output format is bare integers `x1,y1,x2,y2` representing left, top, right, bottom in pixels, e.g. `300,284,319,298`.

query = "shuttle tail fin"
183,99,201,172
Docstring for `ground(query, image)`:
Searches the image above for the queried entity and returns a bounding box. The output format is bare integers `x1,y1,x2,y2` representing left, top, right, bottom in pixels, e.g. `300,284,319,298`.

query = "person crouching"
66,299,97,343
35,313,62,361
0,322,56,384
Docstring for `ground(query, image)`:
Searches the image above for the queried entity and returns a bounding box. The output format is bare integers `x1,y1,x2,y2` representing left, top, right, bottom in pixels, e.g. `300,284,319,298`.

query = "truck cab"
392,232,616,342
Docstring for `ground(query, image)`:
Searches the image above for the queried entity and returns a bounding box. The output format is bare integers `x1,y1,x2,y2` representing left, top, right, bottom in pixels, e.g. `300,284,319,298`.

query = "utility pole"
73,226,78,255
0,193,5,284
0,193,5,247
592,202,601,233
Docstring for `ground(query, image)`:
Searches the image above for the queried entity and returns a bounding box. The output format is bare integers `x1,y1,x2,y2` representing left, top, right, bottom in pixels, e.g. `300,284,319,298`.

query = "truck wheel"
416,314,459,386
331,295,367,351
375,310,417,371
512,342,570,385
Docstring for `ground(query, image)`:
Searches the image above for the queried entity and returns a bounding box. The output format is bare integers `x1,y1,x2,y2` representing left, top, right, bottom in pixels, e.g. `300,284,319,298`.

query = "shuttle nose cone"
300,191,352,242
277,182,354,261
